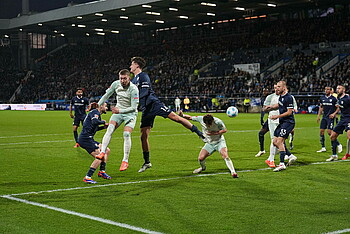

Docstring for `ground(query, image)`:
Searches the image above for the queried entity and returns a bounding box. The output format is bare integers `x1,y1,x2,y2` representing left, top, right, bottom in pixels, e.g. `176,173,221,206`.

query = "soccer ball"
226,106,238,118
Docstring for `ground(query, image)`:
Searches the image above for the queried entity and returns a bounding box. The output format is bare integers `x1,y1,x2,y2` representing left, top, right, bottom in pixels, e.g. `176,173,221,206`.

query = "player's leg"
272,136,287,171
167,112,205,140
341,127,350,160
289,129,294,150
138,126,152,172
120,125,133,171
255,122,268,157
266,122,278,167
83,142,111,183
318,127,326,152
328,130,340,161
72,118,80,147
219,145,238,178
193,147,211,174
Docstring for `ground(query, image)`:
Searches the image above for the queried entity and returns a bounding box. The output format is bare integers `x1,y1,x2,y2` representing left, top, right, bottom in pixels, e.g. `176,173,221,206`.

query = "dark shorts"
274,122,295,138
320,117,335,130
262,120,269,131
73,116,86,126
140,101,172,128
78,136,100,154
332,118,350,134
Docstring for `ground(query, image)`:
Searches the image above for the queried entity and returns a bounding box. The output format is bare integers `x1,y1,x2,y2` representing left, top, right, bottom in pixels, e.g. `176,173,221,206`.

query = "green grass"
0,110,349,233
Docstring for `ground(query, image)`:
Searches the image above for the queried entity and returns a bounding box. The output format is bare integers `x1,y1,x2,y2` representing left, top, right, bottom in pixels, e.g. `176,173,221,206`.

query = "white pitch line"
2,195,163,234
323,229,350,234
2,160,348,197
0,133,70,139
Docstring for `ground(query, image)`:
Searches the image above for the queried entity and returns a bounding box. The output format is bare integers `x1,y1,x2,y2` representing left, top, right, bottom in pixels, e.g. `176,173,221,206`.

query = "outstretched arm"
178,110,193,120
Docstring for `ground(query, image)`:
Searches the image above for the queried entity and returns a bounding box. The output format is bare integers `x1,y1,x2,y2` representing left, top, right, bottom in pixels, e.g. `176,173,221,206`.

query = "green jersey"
98,80,139,114
192,116,226,144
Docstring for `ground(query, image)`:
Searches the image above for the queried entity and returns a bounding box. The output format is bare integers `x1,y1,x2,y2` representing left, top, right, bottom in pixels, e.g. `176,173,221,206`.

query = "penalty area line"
1,195,163,234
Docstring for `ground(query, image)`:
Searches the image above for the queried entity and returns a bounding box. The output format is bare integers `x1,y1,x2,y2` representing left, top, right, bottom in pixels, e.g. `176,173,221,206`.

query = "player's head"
203,114,214,127
324,86,332,95
276,81,287,95
76,88,83,97
130,57,146,73
330,87,334,94
99,102,108,114
336,85,346,95
263,88,269,95
119,69,131,87
89,102,99,111
273,83,278,94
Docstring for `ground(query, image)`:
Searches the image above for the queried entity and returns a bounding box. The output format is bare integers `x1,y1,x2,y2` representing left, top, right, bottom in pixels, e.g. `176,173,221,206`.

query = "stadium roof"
0,0,344,37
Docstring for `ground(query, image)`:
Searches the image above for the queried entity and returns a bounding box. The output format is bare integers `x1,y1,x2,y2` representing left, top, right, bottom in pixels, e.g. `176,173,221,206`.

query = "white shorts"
268,119,279,140
202,139,227,155
109,113,137,129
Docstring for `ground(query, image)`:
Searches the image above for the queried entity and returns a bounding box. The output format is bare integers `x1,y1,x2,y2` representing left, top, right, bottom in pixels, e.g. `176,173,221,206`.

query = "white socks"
267,142,277,161
123,131,131,162
101,124,115,153
225,158,236,174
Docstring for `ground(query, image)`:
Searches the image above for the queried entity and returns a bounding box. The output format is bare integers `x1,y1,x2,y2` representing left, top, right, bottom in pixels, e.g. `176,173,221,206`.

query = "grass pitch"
0,110,349,233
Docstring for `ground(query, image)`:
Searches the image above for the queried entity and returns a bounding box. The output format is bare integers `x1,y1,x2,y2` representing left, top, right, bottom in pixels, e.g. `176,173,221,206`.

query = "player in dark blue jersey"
266,81,297,172
79,102,111,184
316,86,342,153
328,85,350,161
255,88,270,157
69,88,89,148
130,57,205,172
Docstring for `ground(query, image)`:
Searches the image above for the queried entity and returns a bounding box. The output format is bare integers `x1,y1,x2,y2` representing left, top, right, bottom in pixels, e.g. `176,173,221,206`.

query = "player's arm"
270,108,293,120
292,95,298,113
208,121,227,135
69,99,74,118
264,103,279,112
329,106,340,119
98,82,117,106
317,104,323,123
178,110,193,120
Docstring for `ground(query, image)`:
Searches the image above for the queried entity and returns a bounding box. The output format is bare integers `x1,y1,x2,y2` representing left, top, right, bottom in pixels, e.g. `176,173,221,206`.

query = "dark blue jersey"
320,95,337,118
278,93,295,124
80,109,105,138
71,96,89,118
337,94,350,119
131,72,160,110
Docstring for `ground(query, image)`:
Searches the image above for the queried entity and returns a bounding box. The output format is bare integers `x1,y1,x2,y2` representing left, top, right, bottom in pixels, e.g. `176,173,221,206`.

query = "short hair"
89,102,99,111
278,80,287,87
131,57,146,69
119,69,130,76
77,88,83,92
203,114,214,125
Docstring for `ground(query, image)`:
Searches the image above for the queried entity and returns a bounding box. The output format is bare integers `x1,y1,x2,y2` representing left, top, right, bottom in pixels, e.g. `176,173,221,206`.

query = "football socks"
101,124,115,153
143,151,150,164
320,134,325,148
123,131,131,162
100,162,106,171
86,167,96,177
331,140,338,155
224,158,236,174
258,130,265,151
73,131,78,143
279,151,286,164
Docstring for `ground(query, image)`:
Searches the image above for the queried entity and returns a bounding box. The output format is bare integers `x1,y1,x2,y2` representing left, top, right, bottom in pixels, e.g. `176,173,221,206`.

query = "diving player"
96,69,139,171
327,85,350,161
316,86,342,153
265,81,297,172
69,88,89,148
80,102,111,184
179,111,238,178
130,56,205,173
